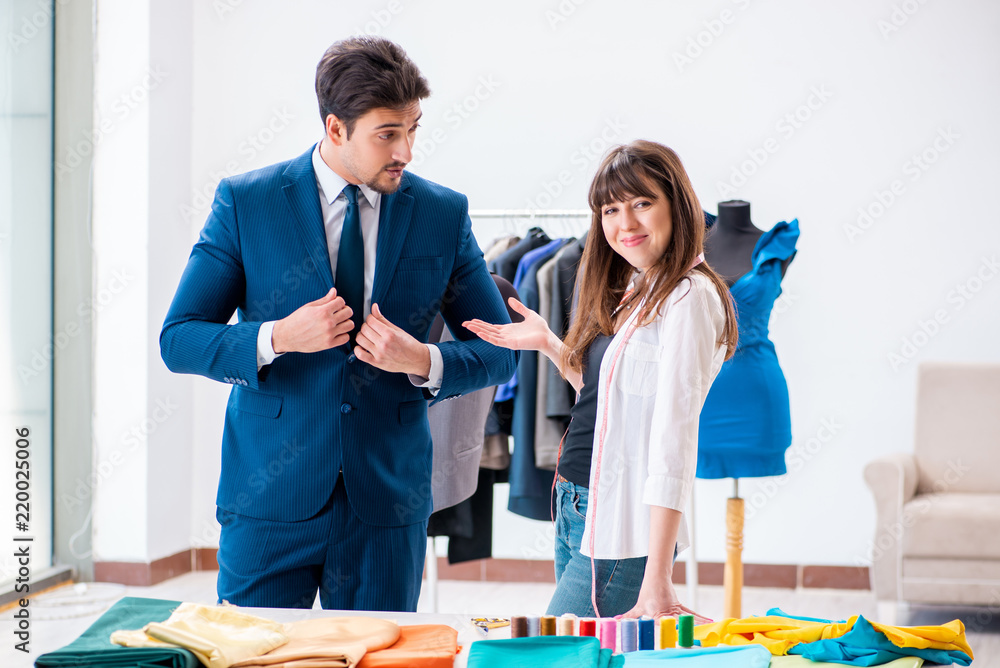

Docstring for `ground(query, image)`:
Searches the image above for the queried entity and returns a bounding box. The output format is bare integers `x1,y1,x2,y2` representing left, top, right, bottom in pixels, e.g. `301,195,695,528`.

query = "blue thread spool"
620,618,639,652
638,617,655,650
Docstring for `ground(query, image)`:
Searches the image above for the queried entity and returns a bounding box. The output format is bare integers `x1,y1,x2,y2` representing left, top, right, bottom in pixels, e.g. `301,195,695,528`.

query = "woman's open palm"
463,297,552,352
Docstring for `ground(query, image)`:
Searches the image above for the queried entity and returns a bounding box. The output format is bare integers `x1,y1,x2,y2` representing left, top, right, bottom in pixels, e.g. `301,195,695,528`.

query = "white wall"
100,0,1000,566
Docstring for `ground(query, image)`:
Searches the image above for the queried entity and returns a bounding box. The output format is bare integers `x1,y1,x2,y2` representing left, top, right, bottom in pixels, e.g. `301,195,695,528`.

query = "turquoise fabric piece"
622,644,772,666
34,596,199,667
467,635,623,668
787,615,972,666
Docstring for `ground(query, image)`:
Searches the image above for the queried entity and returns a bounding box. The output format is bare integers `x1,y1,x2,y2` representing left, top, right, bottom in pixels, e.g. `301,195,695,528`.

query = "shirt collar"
311,141,379,209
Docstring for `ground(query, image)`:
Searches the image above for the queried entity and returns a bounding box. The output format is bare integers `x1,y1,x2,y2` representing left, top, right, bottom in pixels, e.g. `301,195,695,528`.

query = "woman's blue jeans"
546,479,647,617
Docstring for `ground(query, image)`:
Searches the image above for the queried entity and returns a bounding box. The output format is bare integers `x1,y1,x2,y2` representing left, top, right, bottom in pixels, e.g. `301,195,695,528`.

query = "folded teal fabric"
467,635,623,668
34,596,199,668
622,644,772,666
787,616,972,666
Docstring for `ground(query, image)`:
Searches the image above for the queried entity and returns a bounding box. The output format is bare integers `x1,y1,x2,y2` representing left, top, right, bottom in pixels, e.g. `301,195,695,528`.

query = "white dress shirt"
256,142,443,392
580,272,728,559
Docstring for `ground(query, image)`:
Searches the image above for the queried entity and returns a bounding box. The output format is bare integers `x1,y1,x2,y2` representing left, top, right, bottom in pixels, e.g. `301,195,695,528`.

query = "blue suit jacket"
160,145,516,527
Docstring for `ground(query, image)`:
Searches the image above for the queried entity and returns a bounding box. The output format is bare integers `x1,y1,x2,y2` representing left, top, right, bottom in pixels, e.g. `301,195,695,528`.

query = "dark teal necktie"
336,184,364,347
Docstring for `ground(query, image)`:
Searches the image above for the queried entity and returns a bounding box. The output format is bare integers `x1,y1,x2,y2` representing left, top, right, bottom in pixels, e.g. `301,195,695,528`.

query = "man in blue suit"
160,36,516,612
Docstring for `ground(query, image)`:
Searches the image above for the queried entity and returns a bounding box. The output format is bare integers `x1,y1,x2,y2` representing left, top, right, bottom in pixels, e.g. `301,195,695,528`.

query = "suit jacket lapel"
282,145,334,289
371,175,414,306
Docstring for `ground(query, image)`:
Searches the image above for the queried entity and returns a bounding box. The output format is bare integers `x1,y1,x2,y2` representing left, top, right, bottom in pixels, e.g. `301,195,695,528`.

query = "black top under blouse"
557,333,613,487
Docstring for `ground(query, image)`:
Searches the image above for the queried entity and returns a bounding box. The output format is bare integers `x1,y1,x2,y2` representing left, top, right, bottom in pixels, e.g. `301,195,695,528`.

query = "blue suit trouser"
216,474,428,611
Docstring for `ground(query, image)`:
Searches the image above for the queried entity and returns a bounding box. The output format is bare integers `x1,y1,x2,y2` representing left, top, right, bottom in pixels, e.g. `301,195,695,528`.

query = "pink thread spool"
600,618,617,651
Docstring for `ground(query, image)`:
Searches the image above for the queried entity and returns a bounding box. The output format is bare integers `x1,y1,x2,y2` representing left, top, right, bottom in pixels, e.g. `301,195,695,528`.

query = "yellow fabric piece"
694,616,857,656
869,619,974,660
695,615,859,656
112,602,289,668
770,656,923,668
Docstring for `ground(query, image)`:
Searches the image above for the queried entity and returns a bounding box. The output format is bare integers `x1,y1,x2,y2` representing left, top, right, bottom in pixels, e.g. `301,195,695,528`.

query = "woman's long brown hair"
561,140,738,375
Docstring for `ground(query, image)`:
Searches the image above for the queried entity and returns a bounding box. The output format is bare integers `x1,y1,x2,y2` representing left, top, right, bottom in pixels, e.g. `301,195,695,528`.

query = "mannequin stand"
724,479,744,620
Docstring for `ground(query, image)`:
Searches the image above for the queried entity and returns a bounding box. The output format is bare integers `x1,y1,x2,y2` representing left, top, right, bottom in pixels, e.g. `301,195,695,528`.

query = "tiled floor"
3,572,996,666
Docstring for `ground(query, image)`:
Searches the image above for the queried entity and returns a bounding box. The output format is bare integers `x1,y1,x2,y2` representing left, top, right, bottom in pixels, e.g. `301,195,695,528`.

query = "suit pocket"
233,389,283,418
398,399,427,425
397,256,443,272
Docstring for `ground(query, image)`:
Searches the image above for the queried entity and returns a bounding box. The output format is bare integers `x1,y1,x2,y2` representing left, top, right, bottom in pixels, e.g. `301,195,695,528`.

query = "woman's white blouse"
580,272,728,560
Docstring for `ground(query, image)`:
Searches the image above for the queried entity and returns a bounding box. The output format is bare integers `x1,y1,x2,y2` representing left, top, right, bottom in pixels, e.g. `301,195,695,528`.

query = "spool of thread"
510,616,528,638
638,617,655,650
557,614,576,636
677,614,694,648
620,618,638,652
540,615,557,636
600,619,617,651
579,619,597,637
659,617,677,649
526,615,540,637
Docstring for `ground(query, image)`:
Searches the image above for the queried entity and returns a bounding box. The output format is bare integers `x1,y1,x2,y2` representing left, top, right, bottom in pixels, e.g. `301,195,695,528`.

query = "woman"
464,140,737,620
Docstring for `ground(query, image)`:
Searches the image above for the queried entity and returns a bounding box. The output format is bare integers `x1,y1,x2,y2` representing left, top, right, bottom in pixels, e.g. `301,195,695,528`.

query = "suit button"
347,353,356,364
240,380,247,386
340,403,353,414
224,377,231,383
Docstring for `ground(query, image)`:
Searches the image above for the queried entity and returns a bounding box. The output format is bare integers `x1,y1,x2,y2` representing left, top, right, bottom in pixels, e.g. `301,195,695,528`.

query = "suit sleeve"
432,200,518,404
159,179,264,389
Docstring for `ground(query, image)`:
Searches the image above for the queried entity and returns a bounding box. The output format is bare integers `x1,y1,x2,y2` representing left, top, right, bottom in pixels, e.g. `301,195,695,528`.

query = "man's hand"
271,288,354,354
355,303,431,376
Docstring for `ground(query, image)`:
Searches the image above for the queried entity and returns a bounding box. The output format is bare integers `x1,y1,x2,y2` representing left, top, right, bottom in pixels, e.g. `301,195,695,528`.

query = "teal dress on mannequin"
697,219,800,479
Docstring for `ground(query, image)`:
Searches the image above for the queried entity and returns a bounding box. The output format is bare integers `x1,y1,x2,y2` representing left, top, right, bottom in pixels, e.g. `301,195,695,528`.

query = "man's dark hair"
315,36,430,139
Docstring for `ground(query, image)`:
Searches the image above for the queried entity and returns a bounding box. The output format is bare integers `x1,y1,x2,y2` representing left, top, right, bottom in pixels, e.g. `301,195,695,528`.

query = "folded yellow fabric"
232,617,401,668
869,619,973,659
111,602,288,668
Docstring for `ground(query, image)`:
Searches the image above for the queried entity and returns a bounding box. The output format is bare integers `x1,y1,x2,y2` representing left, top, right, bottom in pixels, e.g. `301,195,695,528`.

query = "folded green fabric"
467,635,623,668
35,596,199,668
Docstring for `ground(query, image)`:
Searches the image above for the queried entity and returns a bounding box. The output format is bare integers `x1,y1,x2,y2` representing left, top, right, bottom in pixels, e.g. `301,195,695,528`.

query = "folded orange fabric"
357,625,459,668
233,617,401,668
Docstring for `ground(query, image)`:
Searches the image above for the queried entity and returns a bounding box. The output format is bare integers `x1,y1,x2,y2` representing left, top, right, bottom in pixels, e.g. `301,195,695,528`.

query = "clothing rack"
469,209,591,245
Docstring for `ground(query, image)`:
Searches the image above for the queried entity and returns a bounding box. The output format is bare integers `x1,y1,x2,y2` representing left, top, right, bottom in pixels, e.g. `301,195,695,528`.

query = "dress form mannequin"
705,200,790,285
703,199,793,620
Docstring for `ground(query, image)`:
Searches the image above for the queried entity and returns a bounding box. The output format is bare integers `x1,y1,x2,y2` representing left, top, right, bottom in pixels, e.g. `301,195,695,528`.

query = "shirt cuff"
642,475,691,514
256,321,283,371
408,344,443,397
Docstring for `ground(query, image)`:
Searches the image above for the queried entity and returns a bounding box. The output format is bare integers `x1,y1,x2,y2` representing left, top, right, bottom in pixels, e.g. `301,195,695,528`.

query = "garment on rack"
467,636,622,668
545,234,587,425
495,238,566,401
622,645,772,667
488,227,551,284
507,238,574,520
534,245,575,469
484,234,520,264
696,219,800,479
427,275,520,563
487,228,551,433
